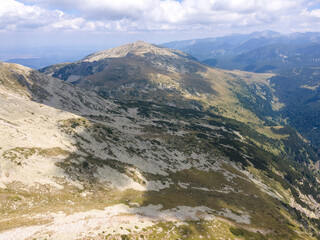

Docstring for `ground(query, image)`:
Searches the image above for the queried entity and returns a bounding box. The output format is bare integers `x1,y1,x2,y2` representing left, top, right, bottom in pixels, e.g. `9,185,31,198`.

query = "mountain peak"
118,40,155,51
82,41,187,62
131,40,152,46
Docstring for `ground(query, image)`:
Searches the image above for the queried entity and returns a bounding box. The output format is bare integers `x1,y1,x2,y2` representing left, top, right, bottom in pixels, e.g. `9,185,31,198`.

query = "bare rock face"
0,48,319,240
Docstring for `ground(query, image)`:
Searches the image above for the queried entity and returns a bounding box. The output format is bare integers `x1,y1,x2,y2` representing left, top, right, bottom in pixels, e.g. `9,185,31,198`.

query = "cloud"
0,0,61,30
1,0,320,33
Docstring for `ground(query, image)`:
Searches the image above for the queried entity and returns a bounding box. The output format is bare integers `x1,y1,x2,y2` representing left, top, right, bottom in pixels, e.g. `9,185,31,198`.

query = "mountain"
163,31,320,62
216,43,320,73
1,41,320,240
163,31,320,74
40,41,279,127
163,31,283,60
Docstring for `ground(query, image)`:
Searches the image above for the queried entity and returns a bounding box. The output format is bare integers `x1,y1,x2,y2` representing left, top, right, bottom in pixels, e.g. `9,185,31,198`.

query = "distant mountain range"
163,31,320,73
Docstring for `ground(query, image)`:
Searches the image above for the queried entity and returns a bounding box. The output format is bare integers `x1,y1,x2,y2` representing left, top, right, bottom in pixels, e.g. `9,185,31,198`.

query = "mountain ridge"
39,42,277,128
162,31,320,61
83,41,194,62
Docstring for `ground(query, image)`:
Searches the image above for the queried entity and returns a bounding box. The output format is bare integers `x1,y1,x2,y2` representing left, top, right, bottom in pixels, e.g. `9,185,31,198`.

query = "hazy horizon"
1,0,320,61
2,30,320,61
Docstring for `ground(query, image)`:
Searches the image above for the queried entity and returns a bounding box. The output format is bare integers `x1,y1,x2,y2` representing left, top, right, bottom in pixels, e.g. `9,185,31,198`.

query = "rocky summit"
0,42,319,240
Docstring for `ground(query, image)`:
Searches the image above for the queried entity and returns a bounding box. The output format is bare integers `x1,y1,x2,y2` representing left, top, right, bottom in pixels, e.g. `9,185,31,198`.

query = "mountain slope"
1,57,319,240
270,67,320,147
163,33,320,149
40,41,279,128
39,41,320,180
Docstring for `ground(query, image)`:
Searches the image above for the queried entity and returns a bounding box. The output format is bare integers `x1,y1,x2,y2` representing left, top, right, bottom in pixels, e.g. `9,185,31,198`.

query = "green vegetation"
104,220,300,240
270,67,320,148
2,147,69,165
229,79,276,123
229,227,244,236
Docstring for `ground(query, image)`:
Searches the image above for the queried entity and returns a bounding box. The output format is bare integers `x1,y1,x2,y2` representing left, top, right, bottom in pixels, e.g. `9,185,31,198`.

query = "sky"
1,0,320,60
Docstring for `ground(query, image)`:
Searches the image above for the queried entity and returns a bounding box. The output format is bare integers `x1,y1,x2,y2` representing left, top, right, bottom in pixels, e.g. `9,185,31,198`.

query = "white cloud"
0,0,61,30
1,0,320,33
304,8,320,17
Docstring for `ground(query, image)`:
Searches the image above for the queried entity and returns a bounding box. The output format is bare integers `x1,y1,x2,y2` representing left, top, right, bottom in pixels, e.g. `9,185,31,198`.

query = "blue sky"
1,0,320,59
